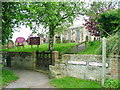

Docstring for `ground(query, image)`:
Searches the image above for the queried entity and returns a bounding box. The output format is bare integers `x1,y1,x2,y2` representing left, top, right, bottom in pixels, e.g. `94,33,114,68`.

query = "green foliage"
79,31,119,56
96,32,119,56
2,2,25,45
96,9,119,37
78,41,102,55
2,2,85,50
50,76,102,88
2,43,78,53
1,69,19,87
55,24,71,35
104,79,120,88
25,2,85,50
106,32,119,55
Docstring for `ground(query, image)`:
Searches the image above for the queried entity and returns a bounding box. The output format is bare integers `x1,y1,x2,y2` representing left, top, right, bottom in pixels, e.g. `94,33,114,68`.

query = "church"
54,25,99,43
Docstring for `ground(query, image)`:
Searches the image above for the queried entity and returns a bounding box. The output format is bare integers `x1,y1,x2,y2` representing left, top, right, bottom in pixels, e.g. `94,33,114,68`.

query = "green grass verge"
50,76,102,88
78,41,102,55
2,43,78,53
1,69,19,87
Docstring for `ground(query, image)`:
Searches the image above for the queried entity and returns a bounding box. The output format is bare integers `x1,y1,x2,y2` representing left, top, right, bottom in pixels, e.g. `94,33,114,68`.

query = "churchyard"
1,1,119,89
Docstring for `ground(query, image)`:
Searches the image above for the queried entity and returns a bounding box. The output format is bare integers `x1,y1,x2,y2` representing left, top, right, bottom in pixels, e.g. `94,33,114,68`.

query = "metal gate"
36,50,53,70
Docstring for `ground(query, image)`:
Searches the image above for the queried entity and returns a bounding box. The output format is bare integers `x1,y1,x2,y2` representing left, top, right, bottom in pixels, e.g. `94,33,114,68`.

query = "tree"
21,2,85,50
95,9,119,37
83,1,117,37
2,2,85,50
2,2,26,45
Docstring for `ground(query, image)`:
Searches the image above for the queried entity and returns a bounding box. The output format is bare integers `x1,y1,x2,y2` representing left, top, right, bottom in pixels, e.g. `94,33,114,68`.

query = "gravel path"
5,69,54,88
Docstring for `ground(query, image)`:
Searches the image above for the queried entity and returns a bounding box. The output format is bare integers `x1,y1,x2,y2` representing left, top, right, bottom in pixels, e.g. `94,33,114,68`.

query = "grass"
1,69,19,87
1,43,78,53
50,76,102,88
78,41,102,55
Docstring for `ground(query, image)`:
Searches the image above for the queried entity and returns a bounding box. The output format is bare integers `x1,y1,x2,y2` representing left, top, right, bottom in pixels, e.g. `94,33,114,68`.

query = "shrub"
104,79,120,88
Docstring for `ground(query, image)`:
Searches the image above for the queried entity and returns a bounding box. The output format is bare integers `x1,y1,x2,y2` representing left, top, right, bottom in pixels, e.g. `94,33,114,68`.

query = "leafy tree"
21,2,85,50
2,2,85,50
96,9,119,37
84,1,117,37
54,23,71,35
2,2,26,45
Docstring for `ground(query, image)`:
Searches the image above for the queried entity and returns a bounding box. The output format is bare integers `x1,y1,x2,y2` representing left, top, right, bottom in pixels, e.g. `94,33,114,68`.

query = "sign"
30,37,40,45
68,60,108,67
68,61,86,65
16,37,25,43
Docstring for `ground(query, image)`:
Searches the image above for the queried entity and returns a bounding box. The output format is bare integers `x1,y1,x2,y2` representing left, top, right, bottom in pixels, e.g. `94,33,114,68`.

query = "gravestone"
23,42,28,45
7,40,14,49
2,44,7,49
40,38,43,44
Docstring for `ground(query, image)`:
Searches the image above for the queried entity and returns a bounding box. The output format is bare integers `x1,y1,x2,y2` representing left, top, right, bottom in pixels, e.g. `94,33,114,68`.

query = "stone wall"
49,54,119,81
109,55,119,79
3,52,36,70
3,51,57,70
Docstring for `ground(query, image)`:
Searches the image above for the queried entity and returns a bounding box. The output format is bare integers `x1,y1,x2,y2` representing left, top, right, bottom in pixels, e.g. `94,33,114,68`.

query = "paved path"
5,69,54,88
71,43,86,53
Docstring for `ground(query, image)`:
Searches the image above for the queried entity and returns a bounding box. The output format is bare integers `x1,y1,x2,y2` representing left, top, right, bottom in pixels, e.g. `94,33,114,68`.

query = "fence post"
102,37,106,86
52,51,58,66
32,51,36,70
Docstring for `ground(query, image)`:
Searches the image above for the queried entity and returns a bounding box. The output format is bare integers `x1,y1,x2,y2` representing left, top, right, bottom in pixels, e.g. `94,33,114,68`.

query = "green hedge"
104,79,120,88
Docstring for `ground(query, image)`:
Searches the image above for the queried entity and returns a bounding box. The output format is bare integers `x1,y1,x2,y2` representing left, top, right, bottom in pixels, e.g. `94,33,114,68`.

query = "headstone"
7,40,14,49
2,44,7,49
23,42,28,45
40,38,43,44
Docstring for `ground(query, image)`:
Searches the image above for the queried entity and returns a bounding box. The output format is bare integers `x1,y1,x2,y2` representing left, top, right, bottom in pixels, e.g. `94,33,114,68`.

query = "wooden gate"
36,50,53,70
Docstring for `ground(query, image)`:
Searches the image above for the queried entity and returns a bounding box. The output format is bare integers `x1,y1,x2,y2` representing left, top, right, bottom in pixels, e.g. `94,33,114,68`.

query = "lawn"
78,41,102,55
1,69,19,87
50,76,102,88
2,43,78,53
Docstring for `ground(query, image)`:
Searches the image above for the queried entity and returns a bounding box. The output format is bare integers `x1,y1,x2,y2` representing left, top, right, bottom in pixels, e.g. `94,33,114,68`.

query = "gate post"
32,51,36,70
52,51,58,66
102,37,106,86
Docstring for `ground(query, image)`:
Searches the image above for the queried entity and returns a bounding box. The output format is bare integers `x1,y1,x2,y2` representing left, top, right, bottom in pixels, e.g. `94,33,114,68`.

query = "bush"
104,79,120,88
96,9,119,37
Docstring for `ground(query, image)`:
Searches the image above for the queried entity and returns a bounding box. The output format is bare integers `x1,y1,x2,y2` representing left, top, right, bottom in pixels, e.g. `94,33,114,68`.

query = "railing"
60,41,86,55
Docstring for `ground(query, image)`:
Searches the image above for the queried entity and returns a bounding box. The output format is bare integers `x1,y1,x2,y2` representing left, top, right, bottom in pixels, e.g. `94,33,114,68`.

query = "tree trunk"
49,26,54,51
